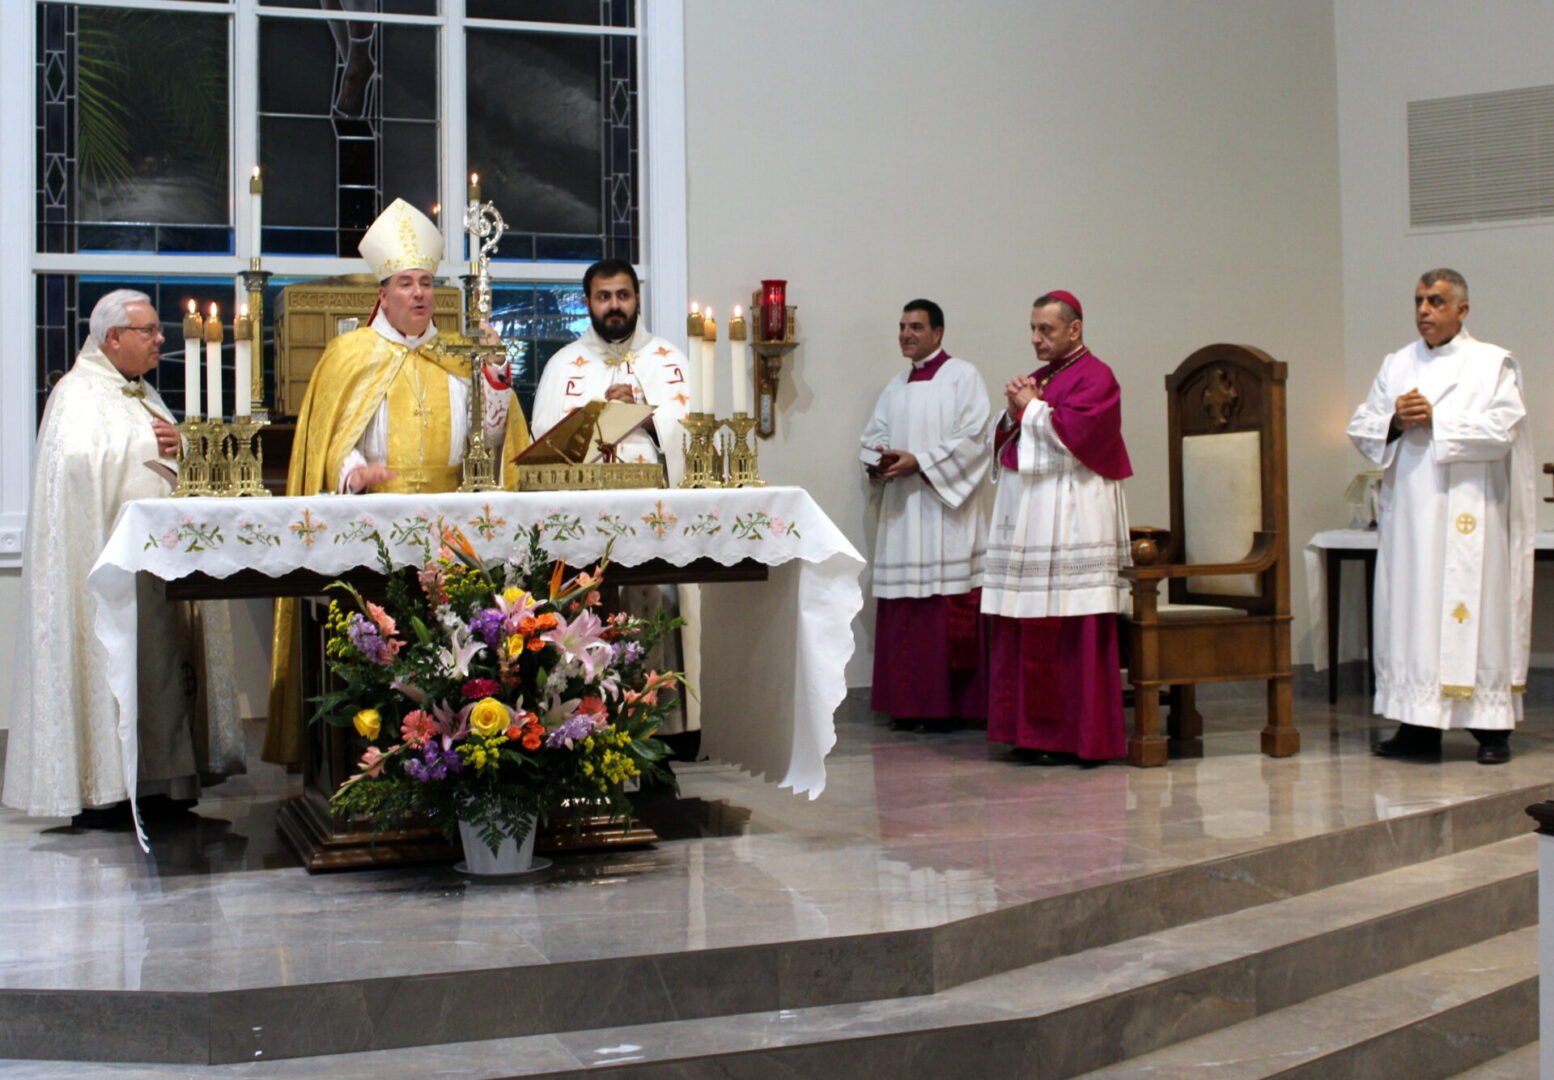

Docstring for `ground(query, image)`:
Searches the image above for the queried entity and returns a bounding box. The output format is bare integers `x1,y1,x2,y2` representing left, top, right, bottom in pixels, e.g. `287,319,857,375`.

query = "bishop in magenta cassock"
981,291,1132,765
860,299,992,731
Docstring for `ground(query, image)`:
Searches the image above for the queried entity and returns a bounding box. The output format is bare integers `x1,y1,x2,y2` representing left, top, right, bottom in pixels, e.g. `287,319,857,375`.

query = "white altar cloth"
88,487,864,849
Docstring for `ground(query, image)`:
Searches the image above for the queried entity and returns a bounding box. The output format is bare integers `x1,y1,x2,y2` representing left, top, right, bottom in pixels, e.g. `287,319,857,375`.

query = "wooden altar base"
276,788,660,872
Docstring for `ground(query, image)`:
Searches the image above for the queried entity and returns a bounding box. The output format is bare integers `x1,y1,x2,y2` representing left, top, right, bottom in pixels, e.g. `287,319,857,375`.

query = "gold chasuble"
262,327,532,765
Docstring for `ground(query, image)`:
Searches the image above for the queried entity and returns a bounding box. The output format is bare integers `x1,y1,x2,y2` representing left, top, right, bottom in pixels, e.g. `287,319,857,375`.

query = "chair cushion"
1154,602,1249,621
1182,430,1263,597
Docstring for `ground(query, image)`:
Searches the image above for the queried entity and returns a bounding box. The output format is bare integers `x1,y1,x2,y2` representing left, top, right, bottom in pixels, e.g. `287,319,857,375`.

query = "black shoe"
1476,739,1511,765
1012,748,1078,766
71,802,131,829
1372,724,1442,759
913,718,955,734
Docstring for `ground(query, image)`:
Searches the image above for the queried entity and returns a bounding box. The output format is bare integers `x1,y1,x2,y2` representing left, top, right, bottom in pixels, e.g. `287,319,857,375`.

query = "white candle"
182,300,202,420
234,304,252,418
205,303,223,421
467,173,481,279
730,306,749,415
700,309,717,414
249,166,262,258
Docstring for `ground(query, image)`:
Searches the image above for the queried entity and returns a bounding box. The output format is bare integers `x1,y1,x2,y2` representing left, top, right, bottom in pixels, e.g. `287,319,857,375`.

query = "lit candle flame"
470,172,478,184
690,302,699,314
705,307,713,320
734,305,742,317
208,303,218,319
251,165,260,180
431,203,441,216
240,303,249,317
187,299,196,315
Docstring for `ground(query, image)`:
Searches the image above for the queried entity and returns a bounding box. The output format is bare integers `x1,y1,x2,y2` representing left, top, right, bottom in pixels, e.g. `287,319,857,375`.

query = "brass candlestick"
205,419,233,494
721,412,764,487
448,197,506,493
172,419,213,497
228,415,271,496
240,261,272,422
678,412,724,488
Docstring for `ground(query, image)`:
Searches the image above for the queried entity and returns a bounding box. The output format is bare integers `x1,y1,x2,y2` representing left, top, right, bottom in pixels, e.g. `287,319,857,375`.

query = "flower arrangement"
318,524,681,856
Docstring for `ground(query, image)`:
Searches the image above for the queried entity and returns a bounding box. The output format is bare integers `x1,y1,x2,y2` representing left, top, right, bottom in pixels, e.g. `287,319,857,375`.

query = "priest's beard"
591,307,639,344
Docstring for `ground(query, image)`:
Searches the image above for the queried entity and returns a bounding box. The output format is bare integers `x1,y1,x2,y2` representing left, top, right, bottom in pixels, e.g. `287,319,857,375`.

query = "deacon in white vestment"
860,299,991,730
533,259,700,741
3,290,244,822
1349,269,1535,764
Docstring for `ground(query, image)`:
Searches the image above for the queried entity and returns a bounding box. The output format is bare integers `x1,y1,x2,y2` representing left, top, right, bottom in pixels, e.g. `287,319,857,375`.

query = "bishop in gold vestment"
263,199,531,765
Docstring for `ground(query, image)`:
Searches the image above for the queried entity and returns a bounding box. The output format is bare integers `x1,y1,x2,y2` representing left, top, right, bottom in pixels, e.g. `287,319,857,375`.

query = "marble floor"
0,672,1547,1076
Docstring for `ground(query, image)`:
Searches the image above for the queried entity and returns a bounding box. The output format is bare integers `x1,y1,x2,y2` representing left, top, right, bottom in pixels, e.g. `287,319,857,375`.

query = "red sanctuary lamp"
759,279,787,342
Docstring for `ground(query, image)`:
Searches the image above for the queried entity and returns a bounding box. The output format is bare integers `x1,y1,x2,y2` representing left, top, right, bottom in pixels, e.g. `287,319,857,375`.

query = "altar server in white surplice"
533,259,701,742
2,290,244,824
1349,268,1535,765
861,299,992,732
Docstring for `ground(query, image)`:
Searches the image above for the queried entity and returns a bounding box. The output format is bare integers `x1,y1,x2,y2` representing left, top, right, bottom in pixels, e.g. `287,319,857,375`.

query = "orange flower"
521,730,543,750
504,725,523,740
548,559,566,599
527,637,546,652
441,525,479,562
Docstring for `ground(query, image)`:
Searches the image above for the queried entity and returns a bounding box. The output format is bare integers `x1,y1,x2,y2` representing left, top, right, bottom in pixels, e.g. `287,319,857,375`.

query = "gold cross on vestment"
1451,602,1471,624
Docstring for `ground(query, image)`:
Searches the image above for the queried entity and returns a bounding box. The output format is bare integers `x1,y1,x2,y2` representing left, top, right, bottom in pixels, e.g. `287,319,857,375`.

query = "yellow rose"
502,587,528,606
469,697,510,738
352,708,381,740
505,635,526,658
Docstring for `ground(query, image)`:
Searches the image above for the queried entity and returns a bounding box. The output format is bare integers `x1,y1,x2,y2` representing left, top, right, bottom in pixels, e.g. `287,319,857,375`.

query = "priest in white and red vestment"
860,299,992,731
532,259,700,739
981,291,1132,765
532,258,692,483
1349,269,1534,765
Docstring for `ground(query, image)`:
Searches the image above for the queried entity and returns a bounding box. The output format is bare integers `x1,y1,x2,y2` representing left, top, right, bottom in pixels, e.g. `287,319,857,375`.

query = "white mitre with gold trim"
359,198,444,281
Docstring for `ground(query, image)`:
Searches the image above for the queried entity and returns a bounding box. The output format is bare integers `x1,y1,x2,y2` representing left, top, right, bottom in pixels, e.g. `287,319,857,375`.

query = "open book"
514,399,657,466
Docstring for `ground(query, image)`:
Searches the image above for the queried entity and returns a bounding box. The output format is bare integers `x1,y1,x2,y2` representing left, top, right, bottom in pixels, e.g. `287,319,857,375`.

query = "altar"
87,486,864,851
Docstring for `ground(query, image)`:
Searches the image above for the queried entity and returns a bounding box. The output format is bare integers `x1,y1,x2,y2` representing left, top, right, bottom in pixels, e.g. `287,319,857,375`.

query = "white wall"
684,0,1346,683
1335,0,1554,661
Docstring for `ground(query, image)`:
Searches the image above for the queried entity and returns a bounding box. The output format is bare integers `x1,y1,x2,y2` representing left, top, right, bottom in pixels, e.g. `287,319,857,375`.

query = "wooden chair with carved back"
1121,344,1298,766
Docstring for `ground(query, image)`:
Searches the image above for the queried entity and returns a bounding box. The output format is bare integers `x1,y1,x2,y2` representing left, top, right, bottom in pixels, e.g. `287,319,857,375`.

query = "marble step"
6,827,1532,1078
1449,1041,1540,1079
1076,925,1538,1079
6,782,1546,1067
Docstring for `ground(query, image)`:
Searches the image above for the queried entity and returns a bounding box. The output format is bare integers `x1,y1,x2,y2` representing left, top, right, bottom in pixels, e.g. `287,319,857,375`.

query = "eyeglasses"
117,324,163,337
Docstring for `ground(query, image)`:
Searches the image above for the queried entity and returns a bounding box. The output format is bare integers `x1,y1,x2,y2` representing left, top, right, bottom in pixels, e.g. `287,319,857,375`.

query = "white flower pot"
457,814,537,875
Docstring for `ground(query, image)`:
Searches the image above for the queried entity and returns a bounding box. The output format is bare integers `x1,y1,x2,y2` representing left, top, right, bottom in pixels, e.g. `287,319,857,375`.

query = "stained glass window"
258,17,439,256
485,281,588,416
466,26,637,263
465,0,634,27
36,4,230,255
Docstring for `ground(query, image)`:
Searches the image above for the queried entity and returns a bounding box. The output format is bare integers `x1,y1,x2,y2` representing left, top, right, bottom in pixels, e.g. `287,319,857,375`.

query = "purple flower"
469,607,505,648
404,740,464,782
545,713,597,749
613,641,644,665
346,612,394,665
